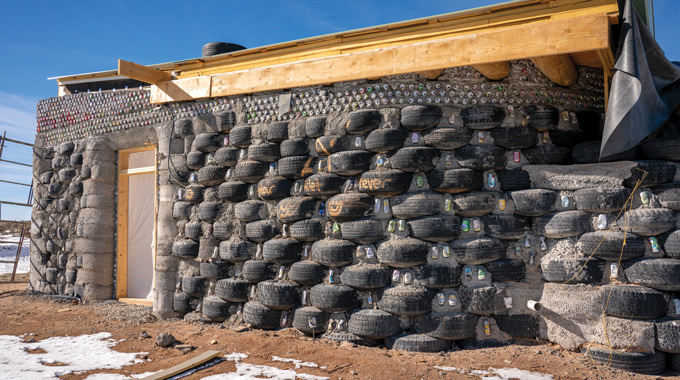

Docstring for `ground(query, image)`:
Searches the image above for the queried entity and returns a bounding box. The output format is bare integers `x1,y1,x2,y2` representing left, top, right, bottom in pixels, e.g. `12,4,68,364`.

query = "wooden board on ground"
141,350,221,380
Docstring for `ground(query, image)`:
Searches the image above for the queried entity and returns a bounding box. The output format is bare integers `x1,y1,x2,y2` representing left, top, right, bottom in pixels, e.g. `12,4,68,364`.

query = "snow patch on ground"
435,366,553,380
201,353,328,380
0,332,146,380
272,356,319,369
225,352,249,362
0,234,30,274
83,372,159,380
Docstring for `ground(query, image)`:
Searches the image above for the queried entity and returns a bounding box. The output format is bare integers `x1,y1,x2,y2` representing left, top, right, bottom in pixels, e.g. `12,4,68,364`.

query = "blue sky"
0,0,678,221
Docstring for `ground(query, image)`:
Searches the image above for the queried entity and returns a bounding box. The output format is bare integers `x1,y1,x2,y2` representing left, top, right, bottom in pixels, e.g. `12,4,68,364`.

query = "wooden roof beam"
530,54,578,86
118,59,173,85
472,62,511,80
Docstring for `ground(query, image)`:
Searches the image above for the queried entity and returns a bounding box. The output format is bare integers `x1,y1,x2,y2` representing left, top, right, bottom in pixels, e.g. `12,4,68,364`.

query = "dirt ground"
0,280,677,380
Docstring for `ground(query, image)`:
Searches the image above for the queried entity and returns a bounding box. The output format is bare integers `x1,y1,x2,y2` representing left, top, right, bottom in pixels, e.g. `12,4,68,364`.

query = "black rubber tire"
452,191,498,217
573,188,631,213
482,214,530,240
243,301,281,330
460,105,504,130
377,238,429,268
202,42,246,57
181,276,206,297
548,129,590,149
459,286,496,315
245,220,280,243
233,160,269,183
200,261,230,279
427,169,483,194
58,168,76,184
280,138,309,157
494,314,540,338
172,239,199,258
603,284,667,319
290,219,325,242
327,150,373,176
652,183,680,210
315,135,355,156
248,143,280,162
214,147,239,167
257,177,293,201
197,166,228,186
484,259,526,283
655,319,680,353
533,211,592,238
451,238,506,265
184,185,204,204
173,202,192,220
276,197,317,223
173,292,198,314
510,189,556,216
241,260,274,283
310,284,360,313
418,265,461,289
57,199,70,214
346,109,382,134
341,219,385,244
340,264,391,289
578,231,646,261
218,181,248,202
327,193,373,221
422,127,474,150
624,258,680,291
623,160,677,188
278,156,317,179
620,208,675,236
234,200,269,222
640,138,680,161
220,238,256,262
311,239,356,267
523,145,571,165
215,111,237,132
203,295,232,322
69,181,83,196
70,152,83,167
389,147,438,173
348,309,401,339
455,145,507,171
572,141,637,164
540,257,604,283
267,121,289,142
289,261,327,286
525,104,559,131
321,331,366,345
257,280,301,310
415,312,478,340
496,168,531,191
378,286,432,316
198,202,221,222
386,333,451,352
194,133,223,152
670,353,680,372
365,129,407,153
215,277,250,302
581,347,665,375
490,127,538,149
229,126,252,148
400,105,442,130
390,192,442,219
306,117,326,138
359,170,413,196
187,151,205,170
664,230,680,258
304,173,346,199
408,216,461,242
263,239,303,264
292,306,329,334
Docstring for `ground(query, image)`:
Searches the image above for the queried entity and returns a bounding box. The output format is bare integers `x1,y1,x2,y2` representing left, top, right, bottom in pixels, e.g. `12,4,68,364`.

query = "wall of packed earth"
30,60,680,372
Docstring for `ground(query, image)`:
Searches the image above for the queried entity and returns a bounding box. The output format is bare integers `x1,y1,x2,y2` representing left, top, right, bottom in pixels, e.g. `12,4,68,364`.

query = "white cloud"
0,91,38,144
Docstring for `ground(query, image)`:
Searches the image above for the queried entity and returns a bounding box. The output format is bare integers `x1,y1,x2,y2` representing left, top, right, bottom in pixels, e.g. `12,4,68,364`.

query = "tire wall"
32,61,680,361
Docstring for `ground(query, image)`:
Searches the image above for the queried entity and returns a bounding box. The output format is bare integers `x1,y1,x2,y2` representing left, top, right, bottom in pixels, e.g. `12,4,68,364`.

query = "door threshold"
118,298,153,306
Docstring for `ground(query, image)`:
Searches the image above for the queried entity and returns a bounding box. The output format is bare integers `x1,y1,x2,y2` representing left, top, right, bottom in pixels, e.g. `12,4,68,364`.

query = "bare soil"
0,281,676,380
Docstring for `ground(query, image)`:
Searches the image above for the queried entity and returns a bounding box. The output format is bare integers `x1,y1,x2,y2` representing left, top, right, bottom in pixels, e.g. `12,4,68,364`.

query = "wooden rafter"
530,54,579,86
118,59,173,85
472,62,511,80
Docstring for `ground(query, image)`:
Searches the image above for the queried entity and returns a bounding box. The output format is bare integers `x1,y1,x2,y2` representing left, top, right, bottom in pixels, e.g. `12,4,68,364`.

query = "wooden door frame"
116,145,158,305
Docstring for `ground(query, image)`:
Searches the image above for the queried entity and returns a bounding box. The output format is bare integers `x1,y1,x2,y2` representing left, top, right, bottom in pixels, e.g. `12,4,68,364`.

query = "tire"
624,258,680,291
201,42,246,57
623,160,676,188
652,183,680,210
292,306,329,334
200,261,230,279
578,232,646,261
276,197,317,223
418,265,461,289
459,286,496,315
548,129,589,149
278,156,317,179
460,105,504,130
290,219,325,242
267,121,289,142
581,347,665,375
214,147,239,167
70,152,83,167
248,143,280,162
455,145,507,171
603,284,667,319
327,151,373,176
377,238,429,268
198,202,222,222
523,145,571,165
215,111,237,132
57,199,70,214
172,239,199,258
427,169,483,194
484,259,526,283
181,276,206,297
220,238,256,262
655,319,680,353
315,135,354,155
340,264,391,289
525,104,559,131
386,333,450,352
242,260,274,283
48,182,62,197
451,238,506,265
311,239,356,267
327,193,373,221
400,105,442,130
482,214,530,240
378,286,432,316
390,192,442,219
289,261,327,286
306,117,326,138
389,147,438,173
422,127,473,150
640,138,680,161
245,220,280,243
197,166,228,186
496,168,531,191
341,219,385,244
280,138,309,157
212,221,232,241
215,277,250,302
203,295,232,322
540,258,604,283
533,211,591,238
257,280,301,309
174,292,198,314
620,208,675,236
185,185,204,204
321,331,366,345
229,126,252,148
310,284,360,313
573,188,631,213
490,127,538,149
348,309,401,339
451,191,498,217
415,312,478,340
670,353,680,372
263,239,303,264
235,200,269,222
304,173,346,199
572,141,637,164
58,168,76,184
664,230,680,258
494,314,540,338
233,160,269,183
243,301,281,330
218,181,248,202
408,216,461,242
194,133,223,152
186,151,205,170
510,189,556,216
365,129,407,153
173,202,192,220
359,170,413,196
346,109,382,134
